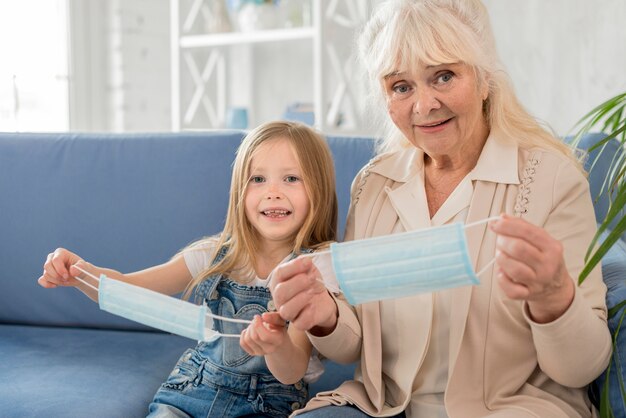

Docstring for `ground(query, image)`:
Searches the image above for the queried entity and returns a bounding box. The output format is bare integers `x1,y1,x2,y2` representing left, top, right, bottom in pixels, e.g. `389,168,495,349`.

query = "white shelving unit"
179,27,316,48
170,0,370,133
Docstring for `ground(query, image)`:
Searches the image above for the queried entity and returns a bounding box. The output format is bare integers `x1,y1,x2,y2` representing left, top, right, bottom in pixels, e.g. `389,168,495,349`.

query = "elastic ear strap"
72,275,99,292
475,258,496,277
465,217,500,278
464,216,501,229
206,312,252,325
72,264,101,292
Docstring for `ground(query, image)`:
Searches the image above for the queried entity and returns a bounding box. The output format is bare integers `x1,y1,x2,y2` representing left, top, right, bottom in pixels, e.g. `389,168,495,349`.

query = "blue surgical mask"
72,267,250,340
308,218,497,305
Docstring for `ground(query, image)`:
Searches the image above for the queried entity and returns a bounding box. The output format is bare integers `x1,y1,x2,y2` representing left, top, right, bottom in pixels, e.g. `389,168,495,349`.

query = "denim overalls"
148,248,309,418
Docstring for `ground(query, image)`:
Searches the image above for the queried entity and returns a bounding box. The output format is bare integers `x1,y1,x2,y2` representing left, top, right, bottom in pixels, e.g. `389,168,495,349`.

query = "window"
0,1,69,132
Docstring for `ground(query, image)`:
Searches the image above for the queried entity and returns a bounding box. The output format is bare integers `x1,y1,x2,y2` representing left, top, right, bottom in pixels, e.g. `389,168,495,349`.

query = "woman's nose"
412,88,441,115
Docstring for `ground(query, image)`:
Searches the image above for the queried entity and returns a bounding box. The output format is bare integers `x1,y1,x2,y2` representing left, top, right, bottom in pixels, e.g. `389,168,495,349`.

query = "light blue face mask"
72,266,251,341
306,218,497,305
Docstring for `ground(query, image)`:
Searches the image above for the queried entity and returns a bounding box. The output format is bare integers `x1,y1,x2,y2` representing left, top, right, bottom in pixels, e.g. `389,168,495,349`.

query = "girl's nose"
265,183,282,199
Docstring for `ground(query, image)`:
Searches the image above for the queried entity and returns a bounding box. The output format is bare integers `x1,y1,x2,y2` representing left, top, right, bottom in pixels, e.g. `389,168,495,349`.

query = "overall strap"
193,245,229,303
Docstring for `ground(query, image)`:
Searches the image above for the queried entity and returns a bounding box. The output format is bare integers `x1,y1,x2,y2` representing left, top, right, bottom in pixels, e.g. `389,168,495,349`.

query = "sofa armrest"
590,235,626,415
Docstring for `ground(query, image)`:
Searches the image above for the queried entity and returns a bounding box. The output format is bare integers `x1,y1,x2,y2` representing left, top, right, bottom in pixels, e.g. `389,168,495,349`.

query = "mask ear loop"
464,216,501,278
72,265,100,291
71,265,251,338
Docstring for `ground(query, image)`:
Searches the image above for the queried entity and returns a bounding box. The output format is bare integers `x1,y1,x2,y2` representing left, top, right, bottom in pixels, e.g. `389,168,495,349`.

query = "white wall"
86,0,626,135
108,0,171,132
483,0,626,136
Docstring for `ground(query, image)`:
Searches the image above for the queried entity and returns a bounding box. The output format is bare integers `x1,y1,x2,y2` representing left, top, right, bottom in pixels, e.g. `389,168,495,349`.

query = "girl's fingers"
240,317,283,355
37,276,58,289
50,249,72,280
239,329,261,355
261,311,286,328
43,252,62,282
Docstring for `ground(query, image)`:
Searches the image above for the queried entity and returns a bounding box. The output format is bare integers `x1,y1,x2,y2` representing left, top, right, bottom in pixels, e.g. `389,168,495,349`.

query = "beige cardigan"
296,134,612,418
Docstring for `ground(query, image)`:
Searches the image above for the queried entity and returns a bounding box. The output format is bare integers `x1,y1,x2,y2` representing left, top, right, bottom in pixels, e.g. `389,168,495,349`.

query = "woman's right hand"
269,257,338,336
38,248,87,288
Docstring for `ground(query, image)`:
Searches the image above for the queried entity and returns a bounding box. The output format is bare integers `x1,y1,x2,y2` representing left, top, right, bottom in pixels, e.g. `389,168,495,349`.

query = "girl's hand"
38,248,97,289
490,214,575,323
240,312,288,356
270,257,338,335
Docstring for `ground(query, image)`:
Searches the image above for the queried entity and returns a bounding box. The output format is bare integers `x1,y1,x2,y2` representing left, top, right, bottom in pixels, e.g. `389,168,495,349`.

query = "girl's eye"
285,175,300,183
250,176,264,184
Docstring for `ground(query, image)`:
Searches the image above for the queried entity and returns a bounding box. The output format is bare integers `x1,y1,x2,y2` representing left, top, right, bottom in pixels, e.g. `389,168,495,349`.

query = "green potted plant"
570,91,626,417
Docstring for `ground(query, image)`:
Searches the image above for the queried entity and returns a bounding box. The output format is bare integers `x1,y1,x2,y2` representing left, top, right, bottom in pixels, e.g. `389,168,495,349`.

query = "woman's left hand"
490,214,575,323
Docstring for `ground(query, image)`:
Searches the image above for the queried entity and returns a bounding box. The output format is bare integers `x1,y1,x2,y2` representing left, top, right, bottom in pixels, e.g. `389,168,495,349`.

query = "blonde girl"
39,120,338,418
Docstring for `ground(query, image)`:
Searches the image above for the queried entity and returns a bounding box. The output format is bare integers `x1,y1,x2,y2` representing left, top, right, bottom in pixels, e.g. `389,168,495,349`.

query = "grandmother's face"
383,62,489,159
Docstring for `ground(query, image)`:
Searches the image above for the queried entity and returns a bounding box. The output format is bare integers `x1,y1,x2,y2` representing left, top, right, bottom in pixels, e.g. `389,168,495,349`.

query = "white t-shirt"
183,241,324,383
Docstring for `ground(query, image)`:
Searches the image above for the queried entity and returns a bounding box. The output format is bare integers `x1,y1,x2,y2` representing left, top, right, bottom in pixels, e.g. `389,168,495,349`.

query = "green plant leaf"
579,215,626,284
571,91,626,418
609,300,626,319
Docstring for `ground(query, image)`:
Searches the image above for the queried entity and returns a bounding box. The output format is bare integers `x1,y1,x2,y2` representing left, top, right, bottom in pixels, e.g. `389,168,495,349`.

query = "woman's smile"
414,117,454,133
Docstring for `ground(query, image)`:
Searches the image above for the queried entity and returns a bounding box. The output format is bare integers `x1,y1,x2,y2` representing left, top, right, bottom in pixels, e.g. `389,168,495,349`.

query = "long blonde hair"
358,0,580,169
183,121,338,298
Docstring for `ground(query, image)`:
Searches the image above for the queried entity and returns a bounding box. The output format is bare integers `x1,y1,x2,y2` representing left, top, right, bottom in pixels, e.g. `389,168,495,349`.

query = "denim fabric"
297,406,405,418
148,249,309,418
148,348,307,417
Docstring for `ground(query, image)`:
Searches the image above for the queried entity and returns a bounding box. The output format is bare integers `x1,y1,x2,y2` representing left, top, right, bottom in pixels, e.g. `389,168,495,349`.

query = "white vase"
237,2,280,32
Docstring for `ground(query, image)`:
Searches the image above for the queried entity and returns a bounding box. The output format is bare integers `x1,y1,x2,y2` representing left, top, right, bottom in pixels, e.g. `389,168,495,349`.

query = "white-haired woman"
270,1,611,417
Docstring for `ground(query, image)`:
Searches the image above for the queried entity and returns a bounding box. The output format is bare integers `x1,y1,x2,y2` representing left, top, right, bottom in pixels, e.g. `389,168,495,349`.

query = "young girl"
38,121,338,418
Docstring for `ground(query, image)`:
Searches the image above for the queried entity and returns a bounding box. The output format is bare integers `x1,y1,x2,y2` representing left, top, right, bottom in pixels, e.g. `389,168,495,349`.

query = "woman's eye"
436,72,454,84
250,176,264,183
285,175,300,183
392,83,410,94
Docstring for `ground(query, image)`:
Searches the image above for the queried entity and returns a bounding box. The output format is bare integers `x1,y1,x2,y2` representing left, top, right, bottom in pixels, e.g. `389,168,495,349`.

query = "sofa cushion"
0,324,193,418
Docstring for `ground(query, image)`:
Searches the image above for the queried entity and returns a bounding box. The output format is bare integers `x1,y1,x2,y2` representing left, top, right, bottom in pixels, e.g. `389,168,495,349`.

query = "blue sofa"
0,131,624,417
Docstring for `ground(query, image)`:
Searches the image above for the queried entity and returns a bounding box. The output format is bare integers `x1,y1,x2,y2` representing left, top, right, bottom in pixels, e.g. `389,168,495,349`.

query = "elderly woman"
270,0,612,417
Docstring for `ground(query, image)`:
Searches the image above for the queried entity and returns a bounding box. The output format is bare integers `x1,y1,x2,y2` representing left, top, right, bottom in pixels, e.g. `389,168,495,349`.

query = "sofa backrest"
0,132,376,330
1,131,622,331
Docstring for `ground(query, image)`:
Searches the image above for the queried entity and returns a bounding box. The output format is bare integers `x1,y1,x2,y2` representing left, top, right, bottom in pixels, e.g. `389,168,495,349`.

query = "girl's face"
244,137,310,252
383,62,489,161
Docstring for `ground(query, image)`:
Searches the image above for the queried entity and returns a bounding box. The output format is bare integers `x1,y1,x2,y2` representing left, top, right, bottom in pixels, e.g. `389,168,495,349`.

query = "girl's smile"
245,137,310,252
